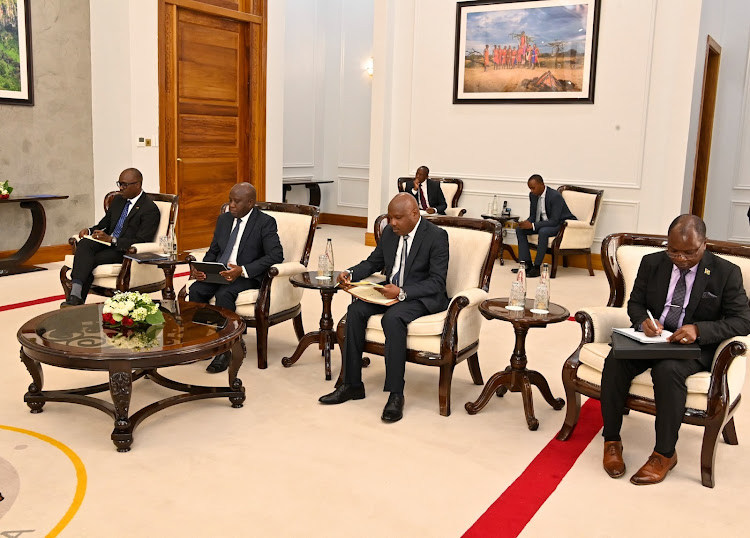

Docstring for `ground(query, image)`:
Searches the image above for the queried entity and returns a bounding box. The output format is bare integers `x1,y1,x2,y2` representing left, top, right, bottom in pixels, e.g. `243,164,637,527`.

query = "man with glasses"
600,214,750,485
61,168,160,307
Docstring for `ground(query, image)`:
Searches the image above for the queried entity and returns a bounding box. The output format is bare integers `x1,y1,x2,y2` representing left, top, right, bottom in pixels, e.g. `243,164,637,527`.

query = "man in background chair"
601,215,750,485
61,168,160,307
319,194,449,422
515,174,575,278
188,183,283,373
409,165,447,215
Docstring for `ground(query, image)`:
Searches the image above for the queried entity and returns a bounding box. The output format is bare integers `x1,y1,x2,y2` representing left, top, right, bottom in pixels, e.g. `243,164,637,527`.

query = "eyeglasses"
666,247,702,259
116,181,141,188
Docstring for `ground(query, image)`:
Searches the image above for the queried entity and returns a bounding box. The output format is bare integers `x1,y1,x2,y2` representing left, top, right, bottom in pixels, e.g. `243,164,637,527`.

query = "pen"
646,309,660,334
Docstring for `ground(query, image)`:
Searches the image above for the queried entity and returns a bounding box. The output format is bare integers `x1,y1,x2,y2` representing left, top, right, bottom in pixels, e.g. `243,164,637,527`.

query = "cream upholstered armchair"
337,216,503,416
556,233,750,487
397,177,467,217
60,192,178,299
181,202,320,370
527,185,603,278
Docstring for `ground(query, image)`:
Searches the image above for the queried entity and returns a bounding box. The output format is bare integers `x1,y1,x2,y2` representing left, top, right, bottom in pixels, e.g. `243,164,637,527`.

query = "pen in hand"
646,309,661,336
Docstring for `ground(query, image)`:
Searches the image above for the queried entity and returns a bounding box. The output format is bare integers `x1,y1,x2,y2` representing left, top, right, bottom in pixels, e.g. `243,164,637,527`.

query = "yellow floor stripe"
0,425,87,537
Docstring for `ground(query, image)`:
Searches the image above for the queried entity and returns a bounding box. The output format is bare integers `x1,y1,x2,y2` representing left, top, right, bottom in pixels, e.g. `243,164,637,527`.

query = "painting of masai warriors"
453,0,601,104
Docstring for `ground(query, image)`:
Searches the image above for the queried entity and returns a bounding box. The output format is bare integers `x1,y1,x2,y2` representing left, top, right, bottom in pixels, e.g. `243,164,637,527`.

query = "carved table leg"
520,376,539,430
526,369,565,410
305,183,322,206
160,264,177,301
465,370,513,414
494,366,512,397
20,348,45,413
228,339,246,408
282,289,337,379
109,364,133,452
282,332,322,367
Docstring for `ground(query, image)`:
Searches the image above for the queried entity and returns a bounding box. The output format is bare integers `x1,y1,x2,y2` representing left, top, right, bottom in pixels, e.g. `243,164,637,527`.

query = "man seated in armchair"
409,165,447,215
61,168,160,307
601,215,750,485
318,193,449,422
188,183,283,373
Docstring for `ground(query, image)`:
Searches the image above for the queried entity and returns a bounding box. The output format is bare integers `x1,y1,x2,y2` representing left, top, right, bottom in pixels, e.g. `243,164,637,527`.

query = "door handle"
176,158,182,162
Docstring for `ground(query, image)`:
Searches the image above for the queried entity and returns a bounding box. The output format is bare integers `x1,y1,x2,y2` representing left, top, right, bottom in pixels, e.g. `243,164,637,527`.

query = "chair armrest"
449,287,488,308
445,207,467,217
576,306,631,344
268,262,307,278
563,220,593,229
707,337,749,413
129,242,161,254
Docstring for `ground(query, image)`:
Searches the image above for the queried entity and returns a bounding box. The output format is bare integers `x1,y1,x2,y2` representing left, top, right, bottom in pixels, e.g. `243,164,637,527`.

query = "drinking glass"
159,236,171,254
508,281,526,309
534,284,549,312
317,254,331,279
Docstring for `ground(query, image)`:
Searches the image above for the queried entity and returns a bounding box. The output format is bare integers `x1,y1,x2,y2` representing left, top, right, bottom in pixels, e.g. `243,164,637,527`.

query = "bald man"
188,183,283,373
319,194,450,422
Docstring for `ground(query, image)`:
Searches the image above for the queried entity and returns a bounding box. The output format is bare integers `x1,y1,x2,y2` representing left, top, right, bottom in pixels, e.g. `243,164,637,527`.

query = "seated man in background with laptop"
188,182,283,373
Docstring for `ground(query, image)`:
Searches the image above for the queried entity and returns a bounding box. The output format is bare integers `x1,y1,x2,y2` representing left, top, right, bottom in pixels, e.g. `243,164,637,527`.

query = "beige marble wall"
0,1,94,251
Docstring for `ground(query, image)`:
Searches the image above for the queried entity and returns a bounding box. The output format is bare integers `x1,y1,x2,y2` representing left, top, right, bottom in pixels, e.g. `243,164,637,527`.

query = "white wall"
282,0,373,216
369,0,714,248
684,0,750,243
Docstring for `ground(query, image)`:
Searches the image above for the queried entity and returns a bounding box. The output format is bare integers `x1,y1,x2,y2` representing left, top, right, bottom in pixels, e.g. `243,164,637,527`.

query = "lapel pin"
704,268,710,276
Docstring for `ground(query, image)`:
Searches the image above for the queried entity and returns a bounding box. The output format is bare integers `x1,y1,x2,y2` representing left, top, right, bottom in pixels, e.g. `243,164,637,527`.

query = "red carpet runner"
463,399,603,538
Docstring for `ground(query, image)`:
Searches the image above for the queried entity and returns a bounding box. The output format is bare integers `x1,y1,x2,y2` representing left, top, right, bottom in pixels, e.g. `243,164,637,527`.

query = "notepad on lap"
82,234,111,246
611,332,701,360
612,327,673,344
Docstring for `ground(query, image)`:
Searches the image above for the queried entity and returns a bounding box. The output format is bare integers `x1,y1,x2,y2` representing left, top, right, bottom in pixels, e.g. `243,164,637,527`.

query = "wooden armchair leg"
586,251,595,276
700,422,723,488
293,313,305,341
438,363,455,417
550,251,559,278
722,417,739,445
256,322,269,369
555,389,581,441
467,353,483,385
60,265,73,299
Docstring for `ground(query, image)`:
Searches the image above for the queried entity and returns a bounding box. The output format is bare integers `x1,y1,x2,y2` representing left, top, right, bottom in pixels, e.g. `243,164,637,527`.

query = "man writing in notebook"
61,168,161,307
319,193,449,422
188,182,283,373
409,165,447,215
601,215,750,484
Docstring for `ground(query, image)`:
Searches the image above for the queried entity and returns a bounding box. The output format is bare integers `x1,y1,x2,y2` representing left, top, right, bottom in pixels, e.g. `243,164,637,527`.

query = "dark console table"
0,195,69,277
282,180,333,207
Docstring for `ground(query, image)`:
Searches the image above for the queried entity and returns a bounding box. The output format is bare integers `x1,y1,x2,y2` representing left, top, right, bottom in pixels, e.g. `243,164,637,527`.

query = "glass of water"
508,281,526,310
159,236,171,254
317,254,331,279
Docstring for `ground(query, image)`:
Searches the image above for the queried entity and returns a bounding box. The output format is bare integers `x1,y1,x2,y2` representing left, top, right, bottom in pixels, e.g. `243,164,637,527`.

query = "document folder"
611,332,701,360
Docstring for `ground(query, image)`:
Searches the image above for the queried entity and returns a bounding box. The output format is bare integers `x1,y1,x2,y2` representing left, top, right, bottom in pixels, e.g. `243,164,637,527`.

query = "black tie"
392,234,409,286
218,218,241,266
663,268,689,332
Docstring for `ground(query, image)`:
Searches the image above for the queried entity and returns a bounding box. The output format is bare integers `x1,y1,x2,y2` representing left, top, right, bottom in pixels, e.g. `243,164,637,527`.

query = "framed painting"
453,0,600,104
0,0,34,105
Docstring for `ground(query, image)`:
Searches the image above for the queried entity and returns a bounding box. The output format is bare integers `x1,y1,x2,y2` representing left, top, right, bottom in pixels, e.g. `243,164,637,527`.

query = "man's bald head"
228,182,257,218
388,193,420,236
667,214,707,269
668,214,706,242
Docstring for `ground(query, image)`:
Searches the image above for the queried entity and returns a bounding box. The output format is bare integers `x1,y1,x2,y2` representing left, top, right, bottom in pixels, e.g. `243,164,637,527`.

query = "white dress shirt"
389,217,421,284
228,209,253,278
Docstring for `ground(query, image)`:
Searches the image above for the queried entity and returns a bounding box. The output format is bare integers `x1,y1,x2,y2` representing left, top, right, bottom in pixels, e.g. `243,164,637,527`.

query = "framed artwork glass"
0,0,34,105
453,0,601,104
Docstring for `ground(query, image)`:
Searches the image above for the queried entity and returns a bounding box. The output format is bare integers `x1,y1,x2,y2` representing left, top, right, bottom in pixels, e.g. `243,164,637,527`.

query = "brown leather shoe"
630,451,677,485
603,441,626,478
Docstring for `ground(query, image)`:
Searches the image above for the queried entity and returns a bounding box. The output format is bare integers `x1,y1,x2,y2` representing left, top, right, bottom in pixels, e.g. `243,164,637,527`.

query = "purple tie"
663,268,689,332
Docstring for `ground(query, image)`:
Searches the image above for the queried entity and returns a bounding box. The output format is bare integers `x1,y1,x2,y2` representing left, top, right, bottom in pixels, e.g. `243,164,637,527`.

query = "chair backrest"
221,201,320,266
603,233,750,308
103,191,178,242
558,185,603,225
374,214,502,296
397,177,464,209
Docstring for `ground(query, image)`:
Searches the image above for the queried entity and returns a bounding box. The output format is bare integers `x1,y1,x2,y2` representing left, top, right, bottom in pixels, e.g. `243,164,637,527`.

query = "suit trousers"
601,352,706,454
188,277,260,311
516,225,560,266
342,298,429,393
71,239,125,299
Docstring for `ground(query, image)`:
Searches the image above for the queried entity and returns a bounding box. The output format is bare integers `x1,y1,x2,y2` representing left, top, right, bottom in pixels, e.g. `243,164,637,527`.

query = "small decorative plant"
0,180,12,199
102,291,165,328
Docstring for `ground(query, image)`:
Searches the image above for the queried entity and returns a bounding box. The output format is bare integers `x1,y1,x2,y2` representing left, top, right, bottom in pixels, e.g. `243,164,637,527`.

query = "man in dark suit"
601,215,750,485
188,182,283,373
515,174,576,277
319,193,449,422
61,168,161,307
409,165,447,215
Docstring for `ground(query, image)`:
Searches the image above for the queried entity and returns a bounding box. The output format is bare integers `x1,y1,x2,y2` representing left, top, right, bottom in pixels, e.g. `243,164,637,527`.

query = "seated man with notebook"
601,215,750,485
61,168,161,307
318,193,449,422
188,182,283,373
409,165,447,215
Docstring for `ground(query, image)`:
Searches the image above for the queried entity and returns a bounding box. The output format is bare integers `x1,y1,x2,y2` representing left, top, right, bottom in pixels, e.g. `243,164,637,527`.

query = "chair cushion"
366,311,446,336
440,183,459,207
264,210,312,264
442,226,491,297
561,190,597,223
153,200,174,240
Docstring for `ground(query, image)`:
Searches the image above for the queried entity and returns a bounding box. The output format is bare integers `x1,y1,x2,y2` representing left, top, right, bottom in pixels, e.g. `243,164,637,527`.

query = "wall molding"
430,173,643,191
337,176,369,208
283,163,315,169
338,163,370,170
727,200,750,243
732,36,750,189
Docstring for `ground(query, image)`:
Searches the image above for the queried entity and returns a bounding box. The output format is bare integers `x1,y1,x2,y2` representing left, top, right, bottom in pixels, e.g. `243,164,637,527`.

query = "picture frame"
453,0,600,104
0,0,34,106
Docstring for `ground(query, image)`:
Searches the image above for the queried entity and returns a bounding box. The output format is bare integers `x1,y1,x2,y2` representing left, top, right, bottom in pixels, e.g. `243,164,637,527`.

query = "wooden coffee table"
465,297,568,430
17,302,246,452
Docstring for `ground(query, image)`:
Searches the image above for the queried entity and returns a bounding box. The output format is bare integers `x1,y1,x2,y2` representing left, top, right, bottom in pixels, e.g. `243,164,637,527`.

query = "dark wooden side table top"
0,194,70,276
282,271,342,380
127,251,193,303
480,214,520,265
282,180,334,207
465,298,569,430
480,213,520,224
17,302,247,451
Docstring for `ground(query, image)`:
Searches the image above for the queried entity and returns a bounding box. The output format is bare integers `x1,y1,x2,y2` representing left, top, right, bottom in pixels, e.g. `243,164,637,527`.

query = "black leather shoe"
526,266,541,278
381,393,404,423
60,295,84,308
206,352,231,373
319,384,365,404
511,268,520,273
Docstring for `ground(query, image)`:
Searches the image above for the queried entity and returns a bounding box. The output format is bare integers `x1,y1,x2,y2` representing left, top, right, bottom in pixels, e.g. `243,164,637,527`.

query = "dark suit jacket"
204,208,284,284
349,218,449,313
628,250,750,368
528,187,576,232
91,192,161,251
411,179,447,215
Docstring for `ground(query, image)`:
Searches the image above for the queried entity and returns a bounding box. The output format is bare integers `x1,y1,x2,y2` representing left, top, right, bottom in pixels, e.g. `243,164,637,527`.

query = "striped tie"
111,200,131,238
663,268,689,332
391,234,409,286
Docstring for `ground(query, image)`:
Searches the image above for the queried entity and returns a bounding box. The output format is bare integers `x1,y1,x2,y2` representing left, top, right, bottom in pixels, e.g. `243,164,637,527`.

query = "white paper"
612,327,673,344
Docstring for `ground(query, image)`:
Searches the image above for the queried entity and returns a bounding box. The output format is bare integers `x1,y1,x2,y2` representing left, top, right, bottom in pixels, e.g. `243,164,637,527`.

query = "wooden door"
159,0,267,251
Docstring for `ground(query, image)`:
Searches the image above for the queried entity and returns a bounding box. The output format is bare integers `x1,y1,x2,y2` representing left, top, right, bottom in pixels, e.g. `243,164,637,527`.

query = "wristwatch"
398,288,407,302
110,236,117,246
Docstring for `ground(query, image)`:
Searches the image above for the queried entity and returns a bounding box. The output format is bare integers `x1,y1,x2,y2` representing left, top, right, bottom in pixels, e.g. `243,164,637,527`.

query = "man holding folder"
601,215,750,485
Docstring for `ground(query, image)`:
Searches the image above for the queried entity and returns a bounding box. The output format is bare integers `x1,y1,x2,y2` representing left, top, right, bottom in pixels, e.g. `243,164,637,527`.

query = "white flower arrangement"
102,291,165,327
106,328,161,351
